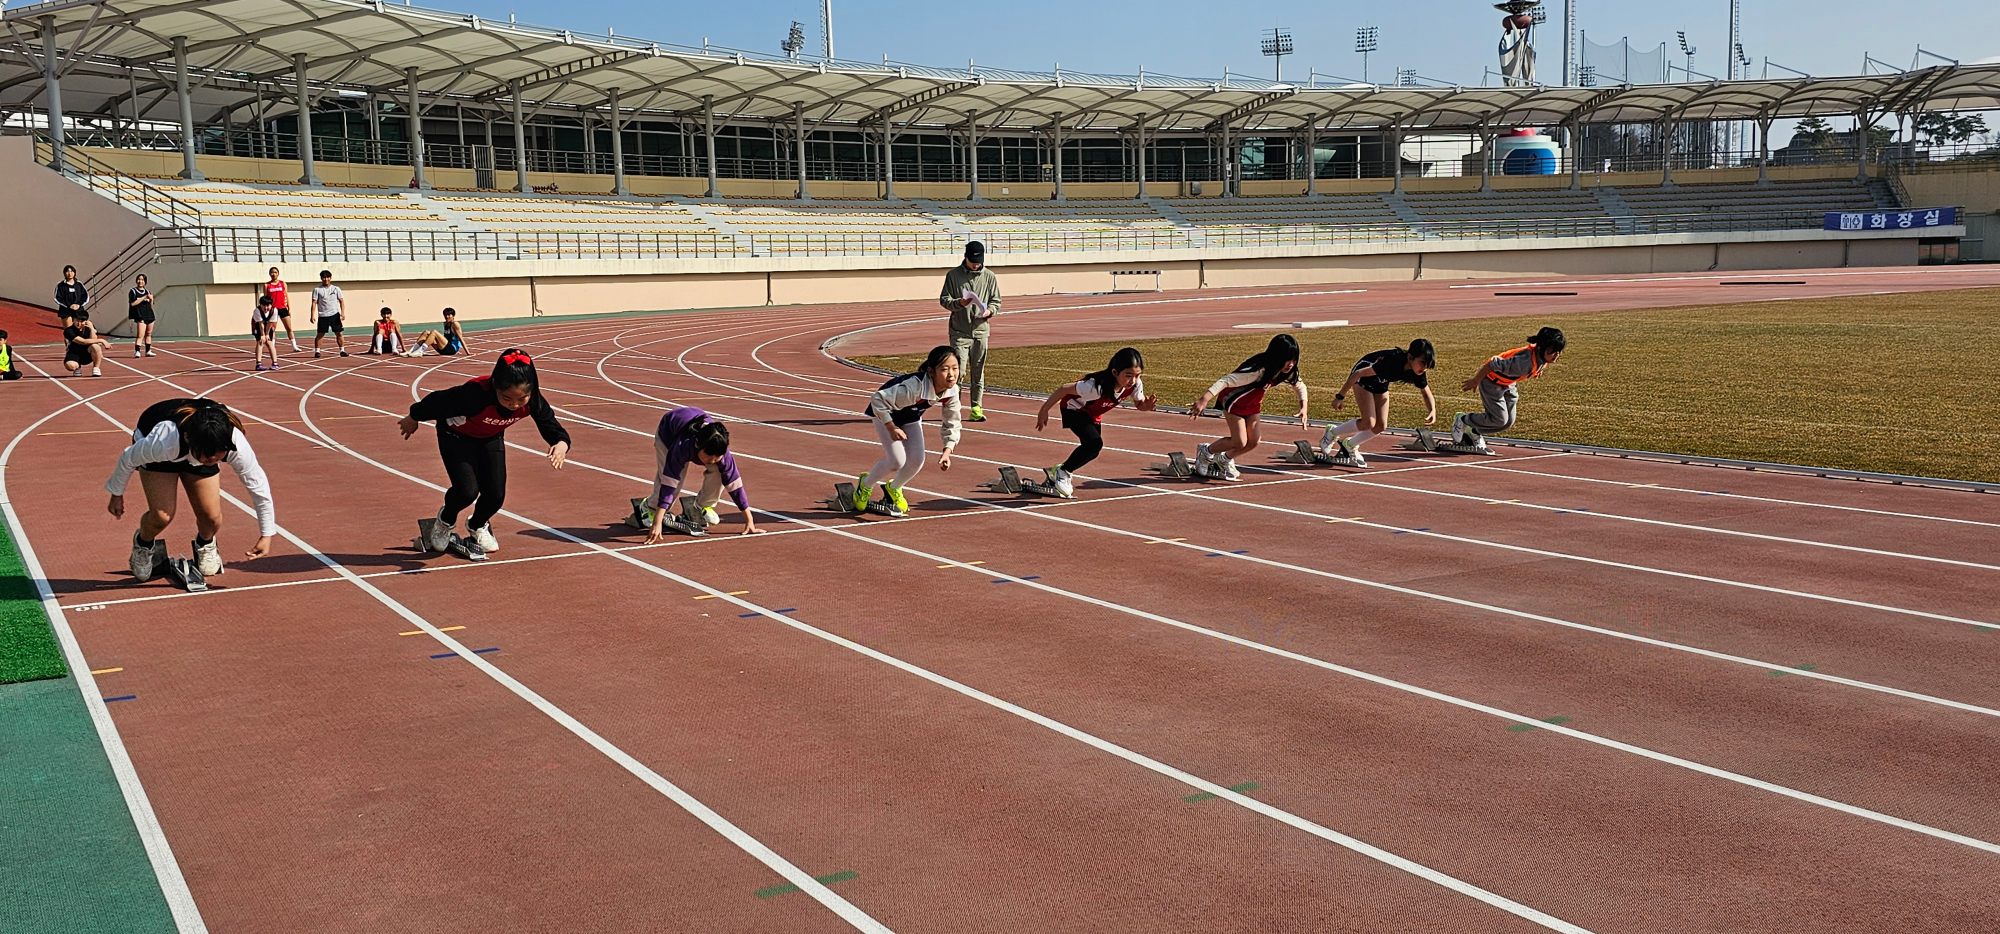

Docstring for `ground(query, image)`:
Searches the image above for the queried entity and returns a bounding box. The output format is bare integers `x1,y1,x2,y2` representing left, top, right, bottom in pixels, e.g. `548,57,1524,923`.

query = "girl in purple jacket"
642,406,762,542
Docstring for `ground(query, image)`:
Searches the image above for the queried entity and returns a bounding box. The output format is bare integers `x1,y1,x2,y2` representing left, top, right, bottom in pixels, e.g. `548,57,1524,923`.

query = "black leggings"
437,429,508,529
1060,407,1103,472
1,368,20,381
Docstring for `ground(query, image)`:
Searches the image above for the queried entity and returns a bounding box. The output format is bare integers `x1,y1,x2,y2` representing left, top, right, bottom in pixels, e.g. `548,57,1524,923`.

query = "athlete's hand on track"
398,415,419,438
938,449,953,471
549,441,569,469
739,521,765,535
246,536,271,558
644,529,669,545
107,494,124,518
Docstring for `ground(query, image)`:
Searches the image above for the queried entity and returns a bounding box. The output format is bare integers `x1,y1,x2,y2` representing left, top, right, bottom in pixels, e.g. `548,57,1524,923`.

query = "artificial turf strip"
0,511,68,684
857,287,2000,484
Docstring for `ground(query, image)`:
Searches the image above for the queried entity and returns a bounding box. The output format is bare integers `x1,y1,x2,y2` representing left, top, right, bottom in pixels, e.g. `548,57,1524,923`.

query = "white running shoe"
1451,413,1472,446
290,341,303,353
468,523,499,553
1196,442,1213,472
1220,457,1242,481
134,346,143,358
1049,467,1074,497
129,533,165,582
194,538,223,576
92,366,103,377
144,346,156,357
427,511,455,552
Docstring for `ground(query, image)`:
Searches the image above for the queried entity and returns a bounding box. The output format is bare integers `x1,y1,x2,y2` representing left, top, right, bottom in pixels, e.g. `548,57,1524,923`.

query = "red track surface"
7,269,2000,933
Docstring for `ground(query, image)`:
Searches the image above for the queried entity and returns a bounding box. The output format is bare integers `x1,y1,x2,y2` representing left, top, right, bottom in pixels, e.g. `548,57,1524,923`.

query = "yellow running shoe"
883,483,909,515
851,475,870,512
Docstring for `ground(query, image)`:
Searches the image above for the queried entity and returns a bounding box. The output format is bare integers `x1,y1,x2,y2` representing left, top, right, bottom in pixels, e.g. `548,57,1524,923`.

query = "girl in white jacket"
853,345,961,517
106,398,277,581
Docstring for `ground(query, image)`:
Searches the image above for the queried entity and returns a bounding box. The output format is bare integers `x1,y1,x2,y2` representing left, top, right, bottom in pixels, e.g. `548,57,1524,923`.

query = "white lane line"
1458,462,2000,529
87,358,899,934
1445,270,1989,289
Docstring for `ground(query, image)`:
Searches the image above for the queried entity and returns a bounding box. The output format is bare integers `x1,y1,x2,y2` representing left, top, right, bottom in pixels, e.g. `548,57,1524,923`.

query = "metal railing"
36,137,205,228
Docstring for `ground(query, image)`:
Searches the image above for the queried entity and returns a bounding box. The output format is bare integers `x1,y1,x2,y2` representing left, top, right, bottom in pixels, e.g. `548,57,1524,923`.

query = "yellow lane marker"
694,590,751,600
90,667,124,675
1325,517,1364,524
1487,499,1520,505
1144,537,1188,544
399,625,465,636
937,561,986,568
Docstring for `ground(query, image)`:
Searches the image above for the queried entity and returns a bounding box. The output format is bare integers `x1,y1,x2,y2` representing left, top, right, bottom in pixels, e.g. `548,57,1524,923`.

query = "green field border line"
821,352,2000,498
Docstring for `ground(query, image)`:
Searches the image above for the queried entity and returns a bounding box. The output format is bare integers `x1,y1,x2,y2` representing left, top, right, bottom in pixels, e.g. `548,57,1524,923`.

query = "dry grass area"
856,287,2000,483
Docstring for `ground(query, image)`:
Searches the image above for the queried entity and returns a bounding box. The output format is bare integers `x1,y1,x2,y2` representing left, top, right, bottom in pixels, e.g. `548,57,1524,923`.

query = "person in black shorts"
0,330,23,381
63,319,108,377
400,350,569,559
106,398,277,581
56,265,88,328
1318,339,1437,468
128,273,157,358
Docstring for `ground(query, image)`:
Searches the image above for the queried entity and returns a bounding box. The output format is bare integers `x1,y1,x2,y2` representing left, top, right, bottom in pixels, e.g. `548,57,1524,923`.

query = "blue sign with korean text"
1824,207,1958,232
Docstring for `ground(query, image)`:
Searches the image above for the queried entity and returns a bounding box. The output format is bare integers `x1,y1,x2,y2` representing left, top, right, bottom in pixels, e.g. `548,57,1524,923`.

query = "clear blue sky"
468,0,1998,85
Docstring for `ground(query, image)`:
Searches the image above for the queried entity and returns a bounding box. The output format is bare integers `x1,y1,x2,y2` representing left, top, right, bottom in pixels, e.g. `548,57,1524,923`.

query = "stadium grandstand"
1,0,1997,335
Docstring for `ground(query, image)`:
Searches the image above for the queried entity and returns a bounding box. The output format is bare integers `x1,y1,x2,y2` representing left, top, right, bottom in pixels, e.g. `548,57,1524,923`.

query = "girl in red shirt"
1187,334,1308,481
400,351,571,559
257,267,300,354
1034,346,1156,496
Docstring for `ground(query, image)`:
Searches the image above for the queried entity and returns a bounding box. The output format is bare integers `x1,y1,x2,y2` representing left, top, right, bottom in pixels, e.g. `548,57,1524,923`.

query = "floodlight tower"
1356,26,1379,83
1727,0,1741,80
1261,27,1295,82
782,21,805,59
1563,0,1576,86
1677,31,1697,80
821,0,834,61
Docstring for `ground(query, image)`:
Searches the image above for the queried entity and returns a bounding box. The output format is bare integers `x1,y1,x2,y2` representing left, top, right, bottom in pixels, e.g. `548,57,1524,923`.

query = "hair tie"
501,352,532,366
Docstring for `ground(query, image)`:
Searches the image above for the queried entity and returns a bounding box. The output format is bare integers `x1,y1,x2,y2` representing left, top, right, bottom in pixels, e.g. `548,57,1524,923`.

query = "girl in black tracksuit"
399,350,569,556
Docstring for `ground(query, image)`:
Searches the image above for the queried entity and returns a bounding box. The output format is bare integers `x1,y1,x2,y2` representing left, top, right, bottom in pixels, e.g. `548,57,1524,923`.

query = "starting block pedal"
628,496,708,536
1403,427,1495,456
1149,451,1204,479
987,465,1073,498
414,517,488,561
1276,440,1366,468
818,481,905,518
161,556,207,593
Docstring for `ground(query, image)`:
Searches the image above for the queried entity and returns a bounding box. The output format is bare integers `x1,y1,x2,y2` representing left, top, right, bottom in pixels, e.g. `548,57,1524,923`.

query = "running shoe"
1338,436,1368,468
1318,423,1338,456
314,350,322,359
144,346,156,357
967,405,986,422
291,341,303,353
850,475,871,512
255,363,268,371
427,509,455,552
1220,456,1242,481
882,483,909,516
1196,442,1212,473
129,533,165,582
338,351,349,357
1049,466,1074,497
193,538,223,576
92,366,103,377
699,506,721,528
1451,413,1470,446
270,362,281,371
468,523,499,553
133,346,143,358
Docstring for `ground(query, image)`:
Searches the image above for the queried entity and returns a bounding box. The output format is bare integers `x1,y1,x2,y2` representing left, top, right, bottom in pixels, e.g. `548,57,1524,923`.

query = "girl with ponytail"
106,398,277,582
400,349,570,559
1033,346,1156,496
1187,333,1309,481
1452,327,1566,448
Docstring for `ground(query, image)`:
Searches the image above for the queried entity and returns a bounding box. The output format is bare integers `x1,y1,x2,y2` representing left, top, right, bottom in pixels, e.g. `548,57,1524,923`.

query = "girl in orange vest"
1453,327,1565,448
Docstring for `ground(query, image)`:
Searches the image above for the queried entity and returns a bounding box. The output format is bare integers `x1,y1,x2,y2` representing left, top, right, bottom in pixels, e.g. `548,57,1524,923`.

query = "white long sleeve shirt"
106,423,278,537
866,372,962,449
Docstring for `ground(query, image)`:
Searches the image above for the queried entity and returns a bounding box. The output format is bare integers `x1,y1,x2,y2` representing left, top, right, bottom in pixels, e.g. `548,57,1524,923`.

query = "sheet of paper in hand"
962,287,990,320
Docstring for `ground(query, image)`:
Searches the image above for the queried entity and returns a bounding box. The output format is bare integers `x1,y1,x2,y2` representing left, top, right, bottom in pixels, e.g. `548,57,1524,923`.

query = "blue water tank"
1494,131,1561,176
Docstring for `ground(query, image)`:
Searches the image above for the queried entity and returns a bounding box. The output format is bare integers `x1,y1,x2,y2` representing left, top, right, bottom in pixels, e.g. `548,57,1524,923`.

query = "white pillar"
1660,118,1675,187
1391,126,1404,193
1220,122,1233,197
1479,126,1495,192
608,87,628,195
1136,114,1149,199
511,80,531,193
966,110,981,200
882,111,896,200
703,95,718,198
41,17,65,171
1854,111,1871,183
1052,116,1065,201
794,101,810,200
294,54,320,185
1567,120,1583,190
1756,116,1773,186
171,36,205,179
407,67,427,189
1303,118,1317,196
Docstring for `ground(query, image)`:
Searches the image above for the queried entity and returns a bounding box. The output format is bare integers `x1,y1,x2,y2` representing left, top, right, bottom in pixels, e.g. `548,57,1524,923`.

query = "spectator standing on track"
639,407,762,541
250,294,281,372
56,265,88,328
1034,346,1157,497
62,319,107,377
852,345,961,517
1319,339,1438,468
128,274,157,358
105,397,277,581
1453,327,1565,449
367,307,405,355
258,266,302,354
1188,334,1308,481
308,270,349,359
940,240,998,422
0,330,23,381
399,350,570,560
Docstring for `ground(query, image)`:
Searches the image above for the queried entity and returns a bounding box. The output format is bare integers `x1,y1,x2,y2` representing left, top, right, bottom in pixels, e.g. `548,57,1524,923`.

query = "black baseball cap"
964,241,985,263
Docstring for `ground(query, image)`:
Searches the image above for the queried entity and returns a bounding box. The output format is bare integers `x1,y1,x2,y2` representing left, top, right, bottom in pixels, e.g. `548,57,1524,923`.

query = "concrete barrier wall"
1902,171,2000,214
0,138,160,312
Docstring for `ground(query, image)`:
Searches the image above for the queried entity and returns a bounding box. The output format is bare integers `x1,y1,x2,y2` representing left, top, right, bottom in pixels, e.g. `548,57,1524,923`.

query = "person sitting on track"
403,307,466,357
0,330,23,381
105,398,277,581
1034,346,1157,496
1188,334,1308,481
251,293,281,372
366,307,405,355
640,407,763,542
400,350,569,559
1320,338,1438,467
1453,327,1566,449
852,345,961,517
62,318,108,378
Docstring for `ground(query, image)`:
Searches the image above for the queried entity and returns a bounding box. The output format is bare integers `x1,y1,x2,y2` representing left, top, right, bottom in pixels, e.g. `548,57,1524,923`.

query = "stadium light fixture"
1396,67,1418,87
1355,26,1379,83
1677,31,1697,81
1261,27,1294,83
782,20,805,59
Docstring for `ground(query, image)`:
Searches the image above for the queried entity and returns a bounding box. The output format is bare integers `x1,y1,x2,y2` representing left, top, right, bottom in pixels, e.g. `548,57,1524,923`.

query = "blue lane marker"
1391,528,1431,535
739,608,798,617
103,694,137,703
990,576,1041,584
431,648,501,659
1203,549,1251,556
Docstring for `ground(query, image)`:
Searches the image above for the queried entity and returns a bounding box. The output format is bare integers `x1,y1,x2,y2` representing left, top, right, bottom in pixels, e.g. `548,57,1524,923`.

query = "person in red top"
400,350,570,559
1453,326,1566,448
258,266,301,354
1187,334,1308,481
1034,346,1156,496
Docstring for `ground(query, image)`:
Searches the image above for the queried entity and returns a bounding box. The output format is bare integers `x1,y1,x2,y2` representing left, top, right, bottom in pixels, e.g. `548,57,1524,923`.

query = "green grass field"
857,287,2000,483
0,514,67,684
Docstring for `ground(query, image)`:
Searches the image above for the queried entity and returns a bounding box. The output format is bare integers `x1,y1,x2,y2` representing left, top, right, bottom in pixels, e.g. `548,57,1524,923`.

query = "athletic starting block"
1149,451,1211,479
161,556,207,593
983,465,1073,498
1275,439,1365,468
414,517,487,561
1402,426,1496,456
626,496,709,536
818,481,905,518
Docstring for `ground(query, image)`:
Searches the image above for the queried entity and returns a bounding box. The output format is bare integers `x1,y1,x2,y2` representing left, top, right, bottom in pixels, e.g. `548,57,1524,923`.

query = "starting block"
160,556,207,593
818,481,905,518
1149,451,1217,480
983,465,1073,498
626,496,709,536
1275,440,1365,468
1402,427,1496,456
414,517,487,561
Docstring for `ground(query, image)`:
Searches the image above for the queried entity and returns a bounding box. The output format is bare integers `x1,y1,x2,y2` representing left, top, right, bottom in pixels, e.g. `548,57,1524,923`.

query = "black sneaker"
338,351,349,357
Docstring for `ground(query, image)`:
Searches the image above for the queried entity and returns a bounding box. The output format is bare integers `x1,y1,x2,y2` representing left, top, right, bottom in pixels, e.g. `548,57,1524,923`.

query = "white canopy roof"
5,0,1999,133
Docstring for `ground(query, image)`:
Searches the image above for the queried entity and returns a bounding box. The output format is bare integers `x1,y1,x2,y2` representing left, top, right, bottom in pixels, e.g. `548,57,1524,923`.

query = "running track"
4,273,1999,934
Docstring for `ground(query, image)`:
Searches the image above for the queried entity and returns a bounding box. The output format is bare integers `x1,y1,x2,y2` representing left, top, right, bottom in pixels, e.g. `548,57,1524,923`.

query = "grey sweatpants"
644,436,725,511
1465,379,1519,435
950,328,988,408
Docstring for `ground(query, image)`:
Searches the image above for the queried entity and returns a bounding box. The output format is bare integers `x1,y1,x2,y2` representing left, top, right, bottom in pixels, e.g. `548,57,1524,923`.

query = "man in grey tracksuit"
940,240,999,421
